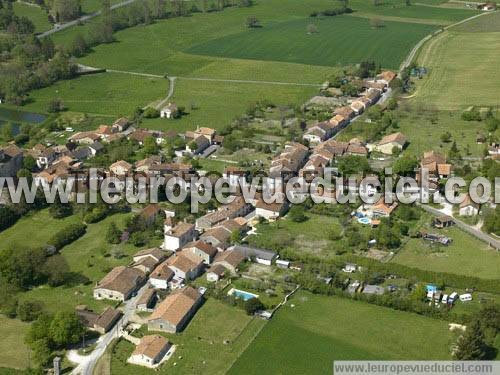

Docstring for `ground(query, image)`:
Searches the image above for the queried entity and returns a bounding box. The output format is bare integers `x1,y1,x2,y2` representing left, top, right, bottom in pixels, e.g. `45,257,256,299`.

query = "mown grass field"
0,316,30,371
247,213,345,255
412,28,500,109
143,78,317,132
229,291,454,374
110,298,267,374
392,227,500,279
452,11,500,32
12,2,51,33
187,16,437,70
21,72,167,117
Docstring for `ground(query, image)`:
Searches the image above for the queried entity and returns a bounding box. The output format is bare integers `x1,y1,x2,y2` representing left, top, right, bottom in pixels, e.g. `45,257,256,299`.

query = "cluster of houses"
303,70,396,144
90,198,282,367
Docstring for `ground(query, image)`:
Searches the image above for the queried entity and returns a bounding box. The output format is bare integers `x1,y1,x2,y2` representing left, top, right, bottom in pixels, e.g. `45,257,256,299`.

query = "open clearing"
0,316,30,371
12,2,52,33
110,298,266,374
229,291,454,374
392,227,500,279
21,72,167,117
187,16,437,70
412,29,500,109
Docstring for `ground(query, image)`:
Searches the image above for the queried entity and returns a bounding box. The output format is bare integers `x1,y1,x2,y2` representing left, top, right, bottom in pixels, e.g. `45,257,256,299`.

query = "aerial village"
0,68,498,370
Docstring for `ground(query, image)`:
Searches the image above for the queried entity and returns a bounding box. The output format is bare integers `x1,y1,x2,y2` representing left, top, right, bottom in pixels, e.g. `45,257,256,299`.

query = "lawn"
0,316,30,371
17,212,155,313
247,213,346,256
412,30,500,109
110,298,267,374
229,291,455,374
187,16,438,70
0,209,161,313
142,78,316,132
0,209,80,249
20,72,167,117
392,227,500,279
12,2,51,33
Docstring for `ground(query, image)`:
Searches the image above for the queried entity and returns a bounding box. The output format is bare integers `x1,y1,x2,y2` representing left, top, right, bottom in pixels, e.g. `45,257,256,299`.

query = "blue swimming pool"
228,288,259,301
358,217,371,225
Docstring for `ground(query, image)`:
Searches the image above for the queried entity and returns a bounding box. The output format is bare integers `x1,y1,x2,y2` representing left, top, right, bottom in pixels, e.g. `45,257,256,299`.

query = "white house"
160,103,178,119
128,335,172,368
149,262,174,290
163,220,196,251
459,194,479,216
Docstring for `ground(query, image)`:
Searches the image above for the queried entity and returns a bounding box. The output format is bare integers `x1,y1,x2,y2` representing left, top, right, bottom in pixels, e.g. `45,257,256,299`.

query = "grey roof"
229,245,277,261
362,285,385,295
73,147,92,160
90,141,104,152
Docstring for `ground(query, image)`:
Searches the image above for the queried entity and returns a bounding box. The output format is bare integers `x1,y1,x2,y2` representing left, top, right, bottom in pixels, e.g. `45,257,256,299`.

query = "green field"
12,2,51,33
248,213,346,255
452,11,500,32
0,209,80,248
229,291,454,374
412,28,500,109
187,16,437,70
18,212,146,313
0,316,30,370
0,210,152,313
21,72,167,117
110,298,267,374
143,78,317,132
392,227,500,279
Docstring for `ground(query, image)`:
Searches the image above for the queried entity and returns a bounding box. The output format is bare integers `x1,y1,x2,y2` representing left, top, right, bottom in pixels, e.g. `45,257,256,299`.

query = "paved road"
70,283,150,375
155,76,177,110
418,203,500,250
37,0,138,38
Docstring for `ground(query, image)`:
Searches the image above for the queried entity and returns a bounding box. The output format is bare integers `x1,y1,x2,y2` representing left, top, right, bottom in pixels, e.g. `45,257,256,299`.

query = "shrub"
48,223,87,250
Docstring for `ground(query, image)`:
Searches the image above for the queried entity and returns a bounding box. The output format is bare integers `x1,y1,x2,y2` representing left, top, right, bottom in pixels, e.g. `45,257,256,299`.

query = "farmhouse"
149,261,175,290
459,194,480,216
195,196,252,230
199,225,232,250
182,240,218,264
206,264,226,282
163,221,197,251
76,306,123,334
303,121,336,144
94,266,146,301
128,335,172,368
167,251,204,280
420,151,452,180
212,250,245,274
230,245,277,266
70,131,101,145
160,103,178,119
131,256,160,275
109,160,132,176
112,117,130,132
370,132,407,154
148,286,203,333
255,199,289,220
136,288,157,311
132,247,167,264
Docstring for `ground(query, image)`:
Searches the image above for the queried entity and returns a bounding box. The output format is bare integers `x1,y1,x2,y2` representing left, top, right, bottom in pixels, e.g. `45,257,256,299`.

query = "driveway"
69,283,150,375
